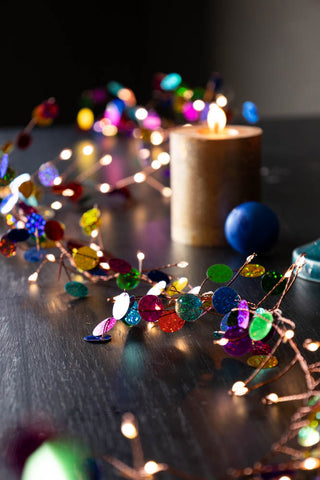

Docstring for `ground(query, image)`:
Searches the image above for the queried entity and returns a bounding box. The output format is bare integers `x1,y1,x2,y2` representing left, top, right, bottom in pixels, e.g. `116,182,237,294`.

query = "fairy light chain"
0,96,319,480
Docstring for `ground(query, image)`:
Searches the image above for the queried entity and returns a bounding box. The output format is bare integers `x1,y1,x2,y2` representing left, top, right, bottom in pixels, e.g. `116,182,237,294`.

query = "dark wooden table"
0,118,320,480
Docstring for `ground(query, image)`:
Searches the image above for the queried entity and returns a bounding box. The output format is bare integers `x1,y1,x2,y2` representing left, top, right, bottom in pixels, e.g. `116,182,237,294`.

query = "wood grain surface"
0,119,319,479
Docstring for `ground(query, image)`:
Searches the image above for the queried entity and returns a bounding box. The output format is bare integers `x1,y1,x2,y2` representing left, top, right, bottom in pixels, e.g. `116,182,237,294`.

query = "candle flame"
207,103,227,133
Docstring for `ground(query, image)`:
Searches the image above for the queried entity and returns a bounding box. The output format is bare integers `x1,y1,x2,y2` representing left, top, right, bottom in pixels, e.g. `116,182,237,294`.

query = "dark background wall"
1,1,213,126
210,0,320,118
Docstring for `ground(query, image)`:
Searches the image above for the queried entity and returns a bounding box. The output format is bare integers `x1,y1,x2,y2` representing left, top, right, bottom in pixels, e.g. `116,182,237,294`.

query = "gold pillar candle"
169,121,262,247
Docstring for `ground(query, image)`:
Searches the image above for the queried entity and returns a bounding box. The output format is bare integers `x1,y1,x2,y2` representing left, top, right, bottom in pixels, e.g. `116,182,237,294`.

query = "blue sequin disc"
84,334,111,343
220,314,230,332
7,228,30,243
24,247,47,262
242,101,259,124
147,269,170,285
38,162,59,187
122,300,141,326
212,287,240,314
0,154,9,178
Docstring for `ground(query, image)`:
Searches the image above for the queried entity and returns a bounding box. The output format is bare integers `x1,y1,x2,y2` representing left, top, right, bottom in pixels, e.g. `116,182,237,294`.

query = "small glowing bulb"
144,461,159,475
99,183,111,193
158,152,170,165
296,255,306,267
118,88,136,107
121,423,137,439
284,269,292,278
51,201,63,210
284,329,295,340
90,243,100,251
53,176,62,186
151,159,161,170
16,220,25,229
138,148,150,160
304,339,319,352
137,251,145,261
82,144,94,156
59,149,72,160
100,262,110,270
183,89,193,100
150,131,164,146
279,476,291,480
231,381,248,396
97,250,104,257
91,229,99,238
265,393,279,404
134,172,146,183
193,99,205,111
214,337,229,346
102,124,118,136
46,254,55,262
62,188,74,197
301,457,320,470
135,107,148,121
177,261,188,268
99,154,112,166
161,187,172,198
121,413,138,439
77,108,94,131
216,94,228,108
28,272,38,283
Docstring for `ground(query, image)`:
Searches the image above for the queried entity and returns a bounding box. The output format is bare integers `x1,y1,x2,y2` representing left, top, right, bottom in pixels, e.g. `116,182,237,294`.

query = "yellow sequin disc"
79,208,102,235
166,277,188,297
73,246,99,271
247,355,278,369
240,264,266,278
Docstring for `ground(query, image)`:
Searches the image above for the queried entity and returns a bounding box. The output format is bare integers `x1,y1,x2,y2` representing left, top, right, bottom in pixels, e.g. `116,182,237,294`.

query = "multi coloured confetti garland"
1,93,320,480
75,71,259,139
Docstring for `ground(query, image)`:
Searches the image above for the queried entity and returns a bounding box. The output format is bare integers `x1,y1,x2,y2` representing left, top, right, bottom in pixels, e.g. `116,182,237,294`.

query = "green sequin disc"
116,268,140,290
249,307,273,341
240,264,265,278
247,355,278,369
206,264,233,283
64,281,88,298
0,166,15,186
261,271,287,295
175,293,203,322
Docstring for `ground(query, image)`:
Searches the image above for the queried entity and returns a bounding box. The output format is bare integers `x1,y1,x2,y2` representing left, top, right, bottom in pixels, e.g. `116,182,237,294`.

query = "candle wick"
213,122,219,134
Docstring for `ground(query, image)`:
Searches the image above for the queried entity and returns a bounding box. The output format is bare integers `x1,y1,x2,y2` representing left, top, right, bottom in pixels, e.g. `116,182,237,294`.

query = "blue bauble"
224,201,279,255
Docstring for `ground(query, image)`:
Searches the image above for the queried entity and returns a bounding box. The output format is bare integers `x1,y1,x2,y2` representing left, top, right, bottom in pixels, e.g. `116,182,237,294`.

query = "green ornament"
117,268,140,290
206,264,233,283
249,308,273,341
22,439,87,480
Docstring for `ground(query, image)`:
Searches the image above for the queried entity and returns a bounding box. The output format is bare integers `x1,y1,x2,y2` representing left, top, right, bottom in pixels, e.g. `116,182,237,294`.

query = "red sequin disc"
44,220,64,241
0,236,16,257
109,258,132,274
158,310,185,333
